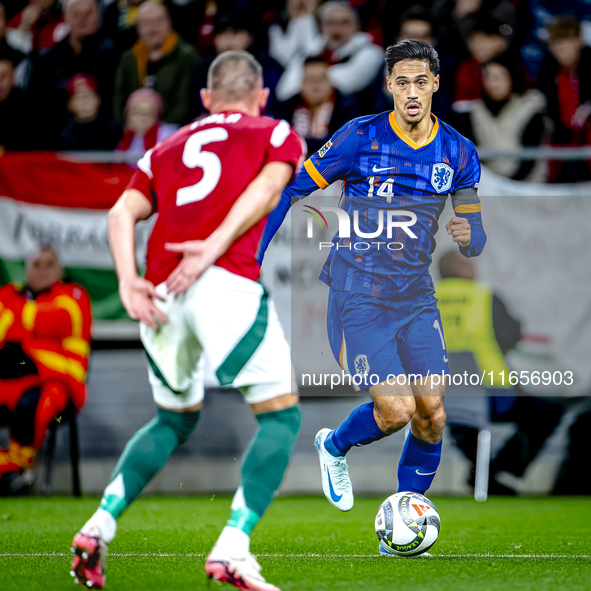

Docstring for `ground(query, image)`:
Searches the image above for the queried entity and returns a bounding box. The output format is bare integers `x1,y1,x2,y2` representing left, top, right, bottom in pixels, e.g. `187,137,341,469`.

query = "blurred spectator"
436,250,564,495
168,0,216,52
398,5,437,47
0,2,16,55
275,1,384,108
268,0,321,68
434,0,517,61
58,74,121,150
117,87,177,154
459,58,549,182
277,55,361,156
452,15,512,112
0,245,91,495
192,0,216,56
553,408,591,495
393,6,455,120
190,11,283,119
113,0,199,126
6,0,67,55
538,17,591,182
526,0,591,61
102,0,147,53
0,50,33,150
0,1,27,85
352,0,410,47
28,0,118,147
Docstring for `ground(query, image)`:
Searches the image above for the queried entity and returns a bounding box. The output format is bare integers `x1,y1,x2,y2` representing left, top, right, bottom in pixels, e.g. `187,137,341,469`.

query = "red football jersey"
127,111,306,286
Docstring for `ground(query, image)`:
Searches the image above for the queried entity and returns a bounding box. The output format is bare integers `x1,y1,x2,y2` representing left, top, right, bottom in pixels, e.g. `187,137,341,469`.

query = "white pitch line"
0,553,589,559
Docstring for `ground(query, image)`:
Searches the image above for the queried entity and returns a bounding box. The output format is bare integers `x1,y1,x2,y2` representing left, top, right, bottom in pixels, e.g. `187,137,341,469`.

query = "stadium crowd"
0,0,590,181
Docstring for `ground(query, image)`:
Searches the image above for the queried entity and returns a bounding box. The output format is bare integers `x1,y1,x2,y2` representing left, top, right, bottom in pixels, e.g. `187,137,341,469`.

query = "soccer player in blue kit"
259,40,487,535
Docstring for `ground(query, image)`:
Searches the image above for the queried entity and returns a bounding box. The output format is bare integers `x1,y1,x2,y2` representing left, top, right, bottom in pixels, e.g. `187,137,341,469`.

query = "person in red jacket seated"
0,245,91,494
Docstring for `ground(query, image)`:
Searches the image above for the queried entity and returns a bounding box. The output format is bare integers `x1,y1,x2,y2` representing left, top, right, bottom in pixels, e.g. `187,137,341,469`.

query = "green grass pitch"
1,496,590,591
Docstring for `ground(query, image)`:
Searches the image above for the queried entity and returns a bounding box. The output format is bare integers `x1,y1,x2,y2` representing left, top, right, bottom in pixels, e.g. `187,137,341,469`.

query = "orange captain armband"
304,159,330,190
454,203,481,214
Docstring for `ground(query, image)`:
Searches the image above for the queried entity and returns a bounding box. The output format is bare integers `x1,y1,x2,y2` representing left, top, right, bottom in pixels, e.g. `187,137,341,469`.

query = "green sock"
228,405,302,534
100,407,200,520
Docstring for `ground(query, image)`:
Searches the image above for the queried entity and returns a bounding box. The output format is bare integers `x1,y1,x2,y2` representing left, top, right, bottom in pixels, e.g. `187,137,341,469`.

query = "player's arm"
257,164,328,264
108,188,167,329
257,120,359,264
165,161,294,295
446,144,487,257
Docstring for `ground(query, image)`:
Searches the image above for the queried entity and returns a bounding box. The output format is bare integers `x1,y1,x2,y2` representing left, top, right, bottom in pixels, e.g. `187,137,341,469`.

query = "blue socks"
324,402,387,457
323,403,442,495
397,432,442,494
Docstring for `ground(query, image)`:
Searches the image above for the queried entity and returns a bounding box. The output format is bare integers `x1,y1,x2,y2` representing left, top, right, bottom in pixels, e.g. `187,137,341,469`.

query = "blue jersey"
259,111,486,299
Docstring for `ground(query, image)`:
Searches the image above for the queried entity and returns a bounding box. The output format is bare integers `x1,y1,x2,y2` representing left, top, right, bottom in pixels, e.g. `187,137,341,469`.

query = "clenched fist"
446,216,471,247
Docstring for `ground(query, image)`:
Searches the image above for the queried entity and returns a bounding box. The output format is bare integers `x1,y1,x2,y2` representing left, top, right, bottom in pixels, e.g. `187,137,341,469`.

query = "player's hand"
165,240,220,296
572,101,591,130
119,276,167,330
288,0,315,17
20,4,43,31
446,217,471,247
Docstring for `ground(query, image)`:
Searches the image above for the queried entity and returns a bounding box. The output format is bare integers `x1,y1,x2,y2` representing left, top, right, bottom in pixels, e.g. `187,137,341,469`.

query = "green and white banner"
0,152,153,320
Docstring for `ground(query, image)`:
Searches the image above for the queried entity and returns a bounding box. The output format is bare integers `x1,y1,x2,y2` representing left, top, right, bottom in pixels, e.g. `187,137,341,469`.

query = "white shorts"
140,266,296,410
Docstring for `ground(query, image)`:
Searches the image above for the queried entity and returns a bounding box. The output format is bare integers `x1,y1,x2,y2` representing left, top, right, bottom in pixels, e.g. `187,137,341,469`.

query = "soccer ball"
375,492,440,557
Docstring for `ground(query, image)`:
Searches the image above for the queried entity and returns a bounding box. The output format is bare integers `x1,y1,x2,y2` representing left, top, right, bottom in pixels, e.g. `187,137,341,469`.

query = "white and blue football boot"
314,428,354,512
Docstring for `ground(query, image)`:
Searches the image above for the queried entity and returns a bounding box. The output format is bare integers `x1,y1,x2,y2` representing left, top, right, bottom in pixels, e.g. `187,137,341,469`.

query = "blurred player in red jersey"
70,51,306,591
0,246,91,494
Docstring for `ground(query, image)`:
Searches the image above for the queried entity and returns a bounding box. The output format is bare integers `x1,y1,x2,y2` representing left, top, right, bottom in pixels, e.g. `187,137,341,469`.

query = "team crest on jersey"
354,354,370,376
318,140,332,157
431,163,454,193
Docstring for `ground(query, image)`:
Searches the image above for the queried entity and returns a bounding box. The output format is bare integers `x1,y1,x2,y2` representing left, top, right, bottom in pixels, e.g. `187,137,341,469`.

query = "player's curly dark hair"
385,39,440,76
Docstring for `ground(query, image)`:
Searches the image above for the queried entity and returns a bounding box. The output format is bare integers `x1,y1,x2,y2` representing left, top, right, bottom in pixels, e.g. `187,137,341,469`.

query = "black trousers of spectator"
489,396,564,478
553,410,591,495
449,396,564,489
0,387,42,448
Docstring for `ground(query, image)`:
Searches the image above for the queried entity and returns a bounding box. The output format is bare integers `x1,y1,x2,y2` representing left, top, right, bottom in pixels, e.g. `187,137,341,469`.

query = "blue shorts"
327,289,449,391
